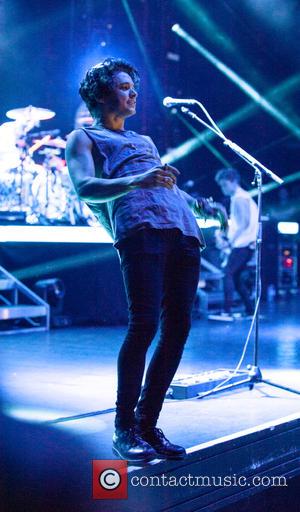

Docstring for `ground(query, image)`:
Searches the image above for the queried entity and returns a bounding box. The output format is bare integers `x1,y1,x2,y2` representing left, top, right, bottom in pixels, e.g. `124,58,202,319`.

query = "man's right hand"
133,164,180,190
66,130,180,202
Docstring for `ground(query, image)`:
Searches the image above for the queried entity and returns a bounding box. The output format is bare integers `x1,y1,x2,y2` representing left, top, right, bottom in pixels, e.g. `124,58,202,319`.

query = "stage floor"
1,295,300,511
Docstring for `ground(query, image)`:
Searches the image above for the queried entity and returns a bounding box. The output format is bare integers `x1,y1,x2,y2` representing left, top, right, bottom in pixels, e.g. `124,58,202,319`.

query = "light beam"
172,25,300,139
162,74,300,165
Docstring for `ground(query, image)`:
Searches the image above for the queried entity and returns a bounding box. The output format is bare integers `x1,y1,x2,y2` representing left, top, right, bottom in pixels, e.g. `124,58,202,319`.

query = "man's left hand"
196,198,228,232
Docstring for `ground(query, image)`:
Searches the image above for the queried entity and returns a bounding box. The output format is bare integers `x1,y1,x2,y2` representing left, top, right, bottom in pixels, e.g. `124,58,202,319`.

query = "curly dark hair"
215,167,240,184
79,57,140,117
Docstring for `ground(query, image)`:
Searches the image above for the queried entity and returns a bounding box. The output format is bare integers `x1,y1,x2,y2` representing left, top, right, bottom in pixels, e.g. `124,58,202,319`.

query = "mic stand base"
180,100,298,403
197,364,300,399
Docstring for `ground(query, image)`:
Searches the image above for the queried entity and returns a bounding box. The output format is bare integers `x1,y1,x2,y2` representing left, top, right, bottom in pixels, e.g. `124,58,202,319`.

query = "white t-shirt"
228,186,258,248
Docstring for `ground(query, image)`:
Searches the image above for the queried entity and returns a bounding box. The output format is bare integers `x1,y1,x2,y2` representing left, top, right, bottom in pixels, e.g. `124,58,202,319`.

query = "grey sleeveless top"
81,127,204,248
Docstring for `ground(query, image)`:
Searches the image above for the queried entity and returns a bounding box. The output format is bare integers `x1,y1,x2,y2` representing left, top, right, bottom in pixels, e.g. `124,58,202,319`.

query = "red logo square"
92,460,128,500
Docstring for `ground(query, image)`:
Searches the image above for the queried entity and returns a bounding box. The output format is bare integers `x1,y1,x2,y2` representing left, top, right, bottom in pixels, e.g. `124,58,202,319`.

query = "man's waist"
232,241,256,249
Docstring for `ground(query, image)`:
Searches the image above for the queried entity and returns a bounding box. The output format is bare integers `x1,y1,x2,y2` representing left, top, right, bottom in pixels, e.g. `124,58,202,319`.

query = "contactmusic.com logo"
92,460,128,499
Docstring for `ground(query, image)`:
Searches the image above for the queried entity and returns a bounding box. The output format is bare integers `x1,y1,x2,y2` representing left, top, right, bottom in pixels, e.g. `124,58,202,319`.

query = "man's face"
104,71,138,118
218,178,237,197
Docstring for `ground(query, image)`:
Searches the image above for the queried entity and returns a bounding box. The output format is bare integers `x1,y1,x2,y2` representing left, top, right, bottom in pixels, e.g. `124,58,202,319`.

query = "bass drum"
0,170,15,210
60,166,97,225
31,165,69,222
0,166,36,212
0,122,21,172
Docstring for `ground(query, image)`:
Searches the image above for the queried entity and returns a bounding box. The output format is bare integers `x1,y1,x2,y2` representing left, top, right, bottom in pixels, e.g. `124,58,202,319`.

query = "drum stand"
10,128,36,217
180,102,300,399
15,140,28,211
41,152,60,222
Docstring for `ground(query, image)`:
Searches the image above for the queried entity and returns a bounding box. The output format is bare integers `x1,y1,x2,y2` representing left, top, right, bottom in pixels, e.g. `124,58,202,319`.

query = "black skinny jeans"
115,229,201,431
224,247,254,314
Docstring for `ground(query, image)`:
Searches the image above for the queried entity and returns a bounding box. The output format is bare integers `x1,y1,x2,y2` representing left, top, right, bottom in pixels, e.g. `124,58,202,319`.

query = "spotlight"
171,23,180,33
277,222,299,235
166,52,180,62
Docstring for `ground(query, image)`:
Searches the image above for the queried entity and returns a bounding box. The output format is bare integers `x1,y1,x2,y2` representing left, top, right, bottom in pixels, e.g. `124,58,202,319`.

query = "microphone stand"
180,103,300,399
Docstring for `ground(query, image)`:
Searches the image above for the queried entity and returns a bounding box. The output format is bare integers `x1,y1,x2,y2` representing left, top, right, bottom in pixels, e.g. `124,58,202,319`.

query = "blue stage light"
0,222,220,244
277,222,299,235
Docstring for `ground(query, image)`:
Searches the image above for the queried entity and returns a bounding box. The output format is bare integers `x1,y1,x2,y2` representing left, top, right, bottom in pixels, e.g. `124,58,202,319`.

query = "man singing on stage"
66,57,224,462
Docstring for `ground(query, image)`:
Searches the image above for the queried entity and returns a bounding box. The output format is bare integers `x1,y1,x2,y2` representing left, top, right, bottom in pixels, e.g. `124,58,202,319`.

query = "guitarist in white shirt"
215,168,258,318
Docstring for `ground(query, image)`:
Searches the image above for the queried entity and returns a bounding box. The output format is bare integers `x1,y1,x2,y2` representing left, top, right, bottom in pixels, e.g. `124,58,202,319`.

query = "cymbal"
6,105,55,121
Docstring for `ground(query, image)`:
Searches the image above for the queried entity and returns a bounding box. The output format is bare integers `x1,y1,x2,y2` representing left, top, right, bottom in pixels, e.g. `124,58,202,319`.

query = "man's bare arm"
66,131,180,204
66,130,137,203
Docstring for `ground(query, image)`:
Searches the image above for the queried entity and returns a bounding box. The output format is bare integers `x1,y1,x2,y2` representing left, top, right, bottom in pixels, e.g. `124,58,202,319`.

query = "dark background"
0,0,299,323
1,0,300,211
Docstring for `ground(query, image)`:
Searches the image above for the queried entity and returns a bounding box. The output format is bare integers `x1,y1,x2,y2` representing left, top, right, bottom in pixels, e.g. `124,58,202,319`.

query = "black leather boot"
112,428,157,462
137,427,186,459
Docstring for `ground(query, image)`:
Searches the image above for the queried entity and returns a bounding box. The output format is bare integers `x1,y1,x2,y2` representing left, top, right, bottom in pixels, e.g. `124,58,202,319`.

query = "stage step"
0,265,50,333
0,305,48,320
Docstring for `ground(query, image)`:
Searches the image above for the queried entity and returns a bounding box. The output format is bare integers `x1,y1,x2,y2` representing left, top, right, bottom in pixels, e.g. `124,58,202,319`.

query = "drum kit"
0,105,93,225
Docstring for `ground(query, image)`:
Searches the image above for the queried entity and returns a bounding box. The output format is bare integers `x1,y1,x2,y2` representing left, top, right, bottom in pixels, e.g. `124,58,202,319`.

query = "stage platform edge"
99,412,300,511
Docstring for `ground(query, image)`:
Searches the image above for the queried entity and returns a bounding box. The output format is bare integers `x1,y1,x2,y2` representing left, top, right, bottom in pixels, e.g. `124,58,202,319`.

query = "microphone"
163,97,197,108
